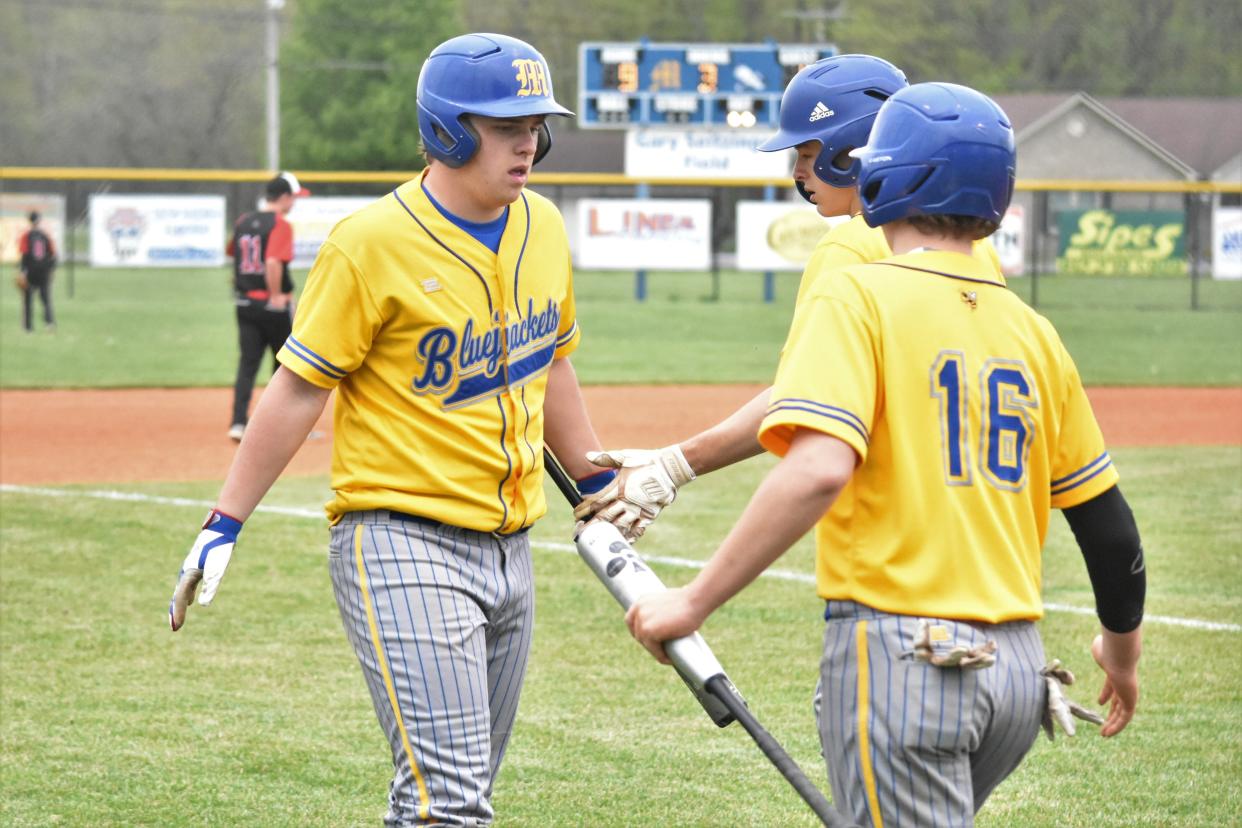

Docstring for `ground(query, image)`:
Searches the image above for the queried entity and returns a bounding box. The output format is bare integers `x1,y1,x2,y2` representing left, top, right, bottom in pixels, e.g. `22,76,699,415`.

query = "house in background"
995,92,1241,274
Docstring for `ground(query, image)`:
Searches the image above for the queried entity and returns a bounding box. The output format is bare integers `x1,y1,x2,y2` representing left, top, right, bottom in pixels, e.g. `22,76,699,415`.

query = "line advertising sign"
1057,209,1186,276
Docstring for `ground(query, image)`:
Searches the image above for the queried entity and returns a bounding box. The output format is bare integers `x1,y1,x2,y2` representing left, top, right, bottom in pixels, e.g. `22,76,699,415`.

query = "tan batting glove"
1040,659,1106,740
912,619,998,669
573,446,696,543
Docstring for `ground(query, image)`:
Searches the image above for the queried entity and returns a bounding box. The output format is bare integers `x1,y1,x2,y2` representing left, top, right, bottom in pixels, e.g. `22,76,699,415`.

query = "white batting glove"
1041,659,1106,740
573,446,696,542
169,509,243,631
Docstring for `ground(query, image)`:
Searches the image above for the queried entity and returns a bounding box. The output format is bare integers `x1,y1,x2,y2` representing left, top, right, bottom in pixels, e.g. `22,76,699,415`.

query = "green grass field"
1,266,1240,388
1,447,1240,827
1,263,1240,826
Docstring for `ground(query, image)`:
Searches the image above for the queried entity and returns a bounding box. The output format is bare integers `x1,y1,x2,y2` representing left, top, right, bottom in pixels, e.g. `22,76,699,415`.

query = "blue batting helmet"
417,33,573,168
758,54,907,189
850,82,1016,228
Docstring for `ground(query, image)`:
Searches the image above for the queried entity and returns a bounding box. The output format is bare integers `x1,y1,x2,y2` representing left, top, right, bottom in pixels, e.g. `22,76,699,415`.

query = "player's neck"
883,222,972,256
423,165,507,224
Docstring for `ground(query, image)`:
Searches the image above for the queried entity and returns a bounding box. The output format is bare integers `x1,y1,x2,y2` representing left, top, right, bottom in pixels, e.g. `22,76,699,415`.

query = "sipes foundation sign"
1056,209,1186,276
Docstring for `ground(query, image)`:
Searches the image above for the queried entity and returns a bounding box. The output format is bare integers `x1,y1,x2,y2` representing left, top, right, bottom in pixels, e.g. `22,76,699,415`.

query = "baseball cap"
265,171,311,200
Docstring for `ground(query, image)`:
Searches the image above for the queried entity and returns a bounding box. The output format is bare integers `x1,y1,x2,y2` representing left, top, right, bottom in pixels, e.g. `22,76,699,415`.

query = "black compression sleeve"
1061,485,1146,633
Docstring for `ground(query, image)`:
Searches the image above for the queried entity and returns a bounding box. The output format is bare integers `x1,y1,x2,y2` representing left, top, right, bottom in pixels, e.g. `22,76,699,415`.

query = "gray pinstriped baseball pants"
330,511,534,827
817,600,1046,828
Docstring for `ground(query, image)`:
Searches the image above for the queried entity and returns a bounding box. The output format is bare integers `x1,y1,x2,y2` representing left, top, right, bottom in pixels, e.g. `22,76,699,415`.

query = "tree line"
2,0,1237,170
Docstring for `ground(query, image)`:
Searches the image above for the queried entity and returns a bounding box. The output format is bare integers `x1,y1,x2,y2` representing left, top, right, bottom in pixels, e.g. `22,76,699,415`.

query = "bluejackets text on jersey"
413,297,561,409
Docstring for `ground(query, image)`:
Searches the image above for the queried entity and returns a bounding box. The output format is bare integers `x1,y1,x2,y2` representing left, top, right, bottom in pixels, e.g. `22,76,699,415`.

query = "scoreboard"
578,40,838,129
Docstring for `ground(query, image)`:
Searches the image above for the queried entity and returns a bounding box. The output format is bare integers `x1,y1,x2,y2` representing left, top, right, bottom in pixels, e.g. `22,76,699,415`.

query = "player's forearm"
684,431,854,618
216,367,331,521
678,387,770,476
543,357,603,480
264,258,284,298
1099,626,1142,673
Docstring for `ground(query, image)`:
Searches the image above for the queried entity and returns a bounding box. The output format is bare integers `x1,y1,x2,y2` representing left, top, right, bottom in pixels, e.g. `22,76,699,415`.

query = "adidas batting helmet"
417,33,573,168
850,82,1016,228
758,54,907,188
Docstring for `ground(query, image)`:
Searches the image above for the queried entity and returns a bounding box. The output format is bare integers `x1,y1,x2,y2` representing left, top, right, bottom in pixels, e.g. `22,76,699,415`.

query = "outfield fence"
2,167,1240,311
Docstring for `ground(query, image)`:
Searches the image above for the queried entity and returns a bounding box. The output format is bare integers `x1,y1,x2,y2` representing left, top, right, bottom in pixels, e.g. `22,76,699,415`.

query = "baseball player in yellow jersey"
575,55,1001,540
626,83,1145,827
167,34,615,826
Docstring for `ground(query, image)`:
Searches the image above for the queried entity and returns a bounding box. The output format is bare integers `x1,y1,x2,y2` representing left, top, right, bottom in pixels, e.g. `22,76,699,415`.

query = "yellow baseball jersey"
761,250,1117,623
796,214,1003,304
277,171,580,533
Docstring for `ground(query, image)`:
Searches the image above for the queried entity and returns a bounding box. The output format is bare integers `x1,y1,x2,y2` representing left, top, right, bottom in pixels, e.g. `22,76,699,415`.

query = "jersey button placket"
495,269,526,534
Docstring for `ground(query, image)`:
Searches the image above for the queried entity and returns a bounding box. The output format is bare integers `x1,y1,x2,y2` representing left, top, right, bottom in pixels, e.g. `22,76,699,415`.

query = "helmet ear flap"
458,115,481,164
419,104,479,168
533,121,552,165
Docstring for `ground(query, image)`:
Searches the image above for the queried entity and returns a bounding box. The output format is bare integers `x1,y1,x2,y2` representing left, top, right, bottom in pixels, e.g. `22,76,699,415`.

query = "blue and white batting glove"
169,509,242,631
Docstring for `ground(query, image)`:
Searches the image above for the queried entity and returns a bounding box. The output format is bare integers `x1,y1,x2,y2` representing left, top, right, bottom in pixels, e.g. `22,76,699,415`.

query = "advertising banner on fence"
1212,206,1242,280
0,193,66,265
1056,208,1186,276
735,201,845,271
89,195,226,267
625,129,789,179
285,196,377,269
576,199,712,270
992,205,1026,276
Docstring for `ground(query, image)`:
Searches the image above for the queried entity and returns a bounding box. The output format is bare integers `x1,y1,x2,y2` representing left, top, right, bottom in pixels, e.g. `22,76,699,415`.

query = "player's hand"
625,587,705,665
574,446,696,542
265,295,290,312
169,509,243,631
1039,659,1105,740
1091,632,1140,737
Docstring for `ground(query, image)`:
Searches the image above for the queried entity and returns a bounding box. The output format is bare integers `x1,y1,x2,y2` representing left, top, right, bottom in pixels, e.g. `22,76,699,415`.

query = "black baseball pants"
21,268,54,331
231,303,293,427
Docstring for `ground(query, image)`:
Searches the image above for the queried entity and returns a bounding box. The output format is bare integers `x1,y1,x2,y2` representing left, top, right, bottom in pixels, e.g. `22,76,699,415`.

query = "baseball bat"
543,448,854,828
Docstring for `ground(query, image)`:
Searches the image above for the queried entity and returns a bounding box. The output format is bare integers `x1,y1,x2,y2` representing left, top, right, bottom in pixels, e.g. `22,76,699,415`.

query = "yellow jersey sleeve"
762,276,877,461
278,238,382,389
553,248,580,358
1048,338,1120,508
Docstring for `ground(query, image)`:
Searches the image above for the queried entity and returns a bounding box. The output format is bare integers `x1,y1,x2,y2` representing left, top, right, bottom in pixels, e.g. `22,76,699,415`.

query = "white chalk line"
4,483,1238,634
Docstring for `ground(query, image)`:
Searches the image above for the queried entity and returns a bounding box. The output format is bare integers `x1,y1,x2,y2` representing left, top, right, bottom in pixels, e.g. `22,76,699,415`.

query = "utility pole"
265,0,285,170
784,1,847,44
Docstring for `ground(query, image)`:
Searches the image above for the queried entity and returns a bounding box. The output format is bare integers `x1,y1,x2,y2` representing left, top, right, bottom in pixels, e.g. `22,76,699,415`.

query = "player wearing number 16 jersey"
626,83,1145,827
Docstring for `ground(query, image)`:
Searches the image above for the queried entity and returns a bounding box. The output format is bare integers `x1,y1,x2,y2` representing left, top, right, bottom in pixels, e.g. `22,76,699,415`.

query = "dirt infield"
1,385,1239,486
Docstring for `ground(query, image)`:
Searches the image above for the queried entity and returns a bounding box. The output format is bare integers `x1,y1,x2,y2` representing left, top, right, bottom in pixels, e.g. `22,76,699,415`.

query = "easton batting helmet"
417,33,573,168
758,54,907,189
850,82,1016,228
